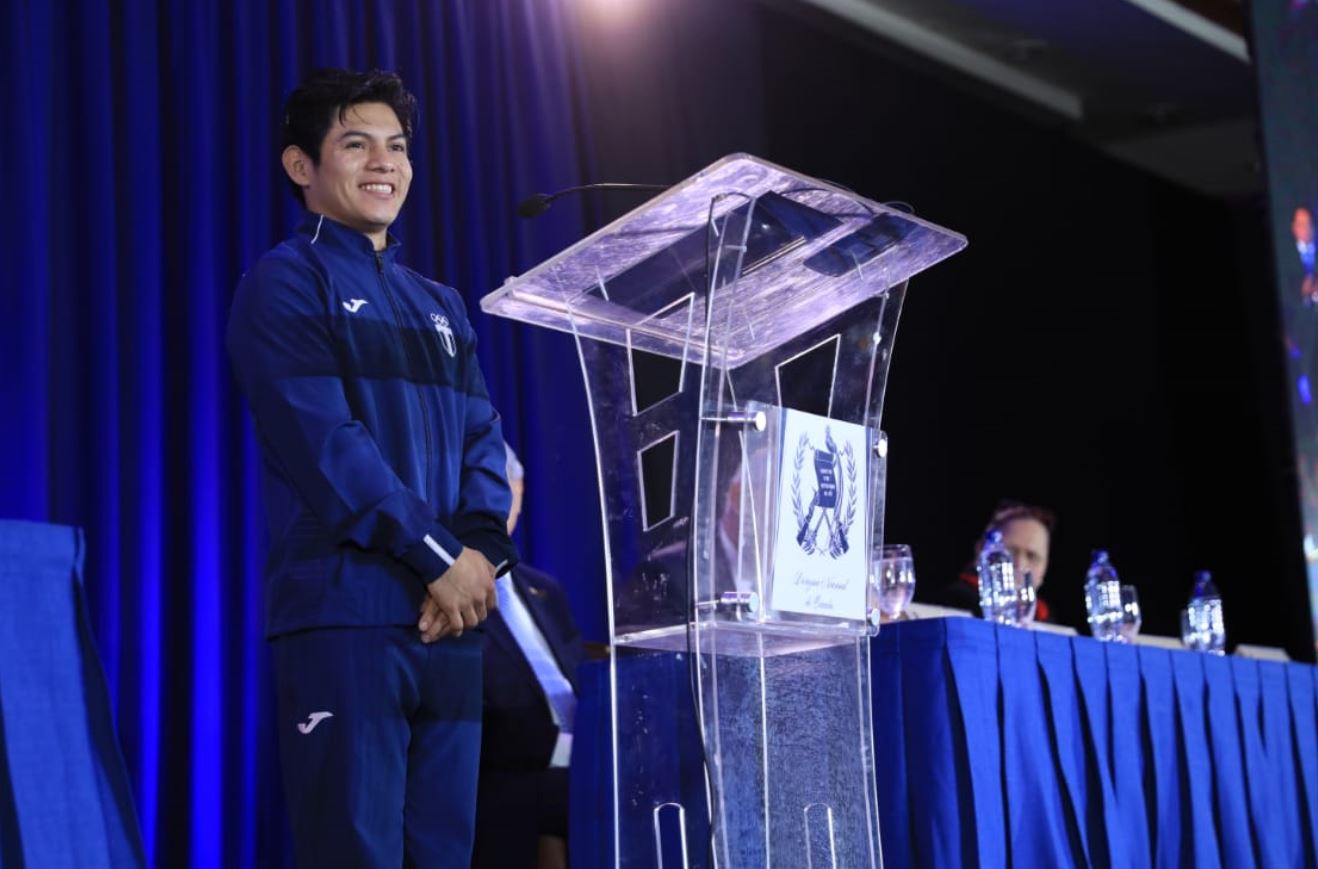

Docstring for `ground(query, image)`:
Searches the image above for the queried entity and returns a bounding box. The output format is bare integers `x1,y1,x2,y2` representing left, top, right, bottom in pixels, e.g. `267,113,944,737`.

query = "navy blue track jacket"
227,213,517,637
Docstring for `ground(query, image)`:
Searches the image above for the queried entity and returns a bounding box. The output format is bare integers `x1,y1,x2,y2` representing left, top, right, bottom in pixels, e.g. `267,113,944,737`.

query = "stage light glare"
577,0,649,28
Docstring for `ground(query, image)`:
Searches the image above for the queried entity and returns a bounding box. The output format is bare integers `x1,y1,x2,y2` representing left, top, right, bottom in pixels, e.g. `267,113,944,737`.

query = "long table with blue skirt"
570,618,1318,867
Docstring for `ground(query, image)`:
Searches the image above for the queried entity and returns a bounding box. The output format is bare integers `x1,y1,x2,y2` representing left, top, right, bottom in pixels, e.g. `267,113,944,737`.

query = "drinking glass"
875,544,916,621
1204,600,1227,655
1117,585,1142,643
1015,583,1037,625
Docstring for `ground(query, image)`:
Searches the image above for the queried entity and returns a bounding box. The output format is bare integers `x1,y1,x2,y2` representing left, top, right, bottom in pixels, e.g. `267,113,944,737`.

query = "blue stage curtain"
0,1,596,865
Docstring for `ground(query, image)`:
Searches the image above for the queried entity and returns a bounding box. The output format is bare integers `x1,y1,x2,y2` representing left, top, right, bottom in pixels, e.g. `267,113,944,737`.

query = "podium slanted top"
482,154,966,367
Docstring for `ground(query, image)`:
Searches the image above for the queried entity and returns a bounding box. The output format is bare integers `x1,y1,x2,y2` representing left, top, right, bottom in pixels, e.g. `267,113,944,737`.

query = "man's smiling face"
293,101,412,247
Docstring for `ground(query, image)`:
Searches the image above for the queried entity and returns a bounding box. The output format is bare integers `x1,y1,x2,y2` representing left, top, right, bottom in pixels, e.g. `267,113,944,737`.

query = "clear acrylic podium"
483,155,966,868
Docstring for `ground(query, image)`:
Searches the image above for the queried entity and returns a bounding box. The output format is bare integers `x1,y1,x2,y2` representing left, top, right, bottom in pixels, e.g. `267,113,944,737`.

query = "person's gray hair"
505,442,525,483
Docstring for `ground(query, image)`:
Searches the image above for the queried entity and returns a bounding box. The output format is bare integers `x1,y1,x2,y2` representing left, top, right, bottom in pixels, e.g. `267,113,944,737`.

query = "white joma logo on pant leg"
297,711,334,734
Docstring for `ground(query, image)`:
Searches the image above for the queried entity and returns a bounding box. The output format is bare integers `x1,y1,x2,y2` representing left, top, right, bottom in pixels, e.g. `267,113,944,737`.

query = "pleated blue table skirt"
571,619,1318,868
874,618,1317,869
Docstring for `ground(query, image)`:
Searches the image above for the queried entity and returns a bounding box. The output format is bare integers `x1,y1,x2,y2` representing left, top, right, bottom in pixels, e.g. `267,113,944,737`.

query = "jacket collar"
297,212,402,267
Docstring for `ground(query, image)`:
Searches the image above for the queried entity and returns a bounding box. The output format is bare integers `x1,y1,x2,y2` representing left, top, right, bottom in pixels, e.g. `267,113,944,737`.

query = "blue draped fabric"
1201,653,1252,868
569,654,719,869
572,622,1318,866
1105,641,1152,863
0,521,143,867
1,1,596,864
869,619,1318,868
570,662,616,869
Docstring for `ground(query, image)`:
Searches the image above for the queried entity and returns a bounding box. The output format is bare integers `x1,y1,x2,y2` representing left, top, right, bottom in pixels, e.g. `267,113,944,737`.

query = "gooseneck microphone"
515,182,670,219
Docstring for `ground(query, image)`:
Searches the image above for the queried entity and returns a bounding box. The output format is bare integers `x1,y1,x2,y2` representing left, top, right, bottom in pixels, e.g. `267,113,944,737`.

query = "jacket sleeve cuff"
459,527,519,578
399,523,464,582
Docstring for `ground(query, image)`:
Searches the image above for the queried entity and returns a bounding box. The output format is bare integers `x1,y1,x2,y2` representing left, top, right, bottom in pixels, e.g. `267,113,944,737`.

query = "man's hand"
418,548,498,642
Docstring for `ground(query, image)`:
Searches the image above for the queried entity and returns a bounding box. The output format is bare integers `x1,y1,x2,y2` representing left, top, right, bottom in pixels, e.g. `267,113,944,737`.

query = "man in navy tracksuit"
226,69,516,867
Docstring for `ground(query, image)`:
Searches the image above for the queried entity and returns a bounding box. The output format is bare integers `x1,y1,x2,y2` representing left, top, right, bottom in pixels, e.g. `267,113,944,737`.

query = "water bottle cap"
986,528,1004,545
1194,570,1211,584
1091,549,1110,565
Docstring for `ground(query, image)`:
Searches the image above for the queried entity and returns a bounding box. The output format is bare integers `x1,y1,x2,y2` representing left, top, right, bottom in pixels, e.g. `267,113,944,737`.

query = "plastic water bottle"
1188,570,1226,654
1084,550,1122,642
977,528,1017,625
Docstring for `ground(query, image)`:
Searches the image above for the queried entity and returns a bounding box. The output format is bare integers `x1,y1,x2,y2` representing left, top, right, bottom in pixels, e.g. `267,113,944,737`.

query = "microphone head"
516,193,553,219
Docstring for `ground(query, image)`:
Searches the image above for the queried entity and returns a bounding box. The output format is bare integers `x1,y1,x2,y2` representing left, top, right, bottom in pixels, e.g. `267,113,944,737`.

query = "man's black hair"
280,68,418,206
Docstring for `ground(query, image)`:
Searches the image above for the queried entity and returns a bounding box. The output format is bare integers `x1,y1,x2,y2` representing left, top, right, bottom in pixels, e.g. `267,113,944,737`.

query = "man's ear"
282,145,313,190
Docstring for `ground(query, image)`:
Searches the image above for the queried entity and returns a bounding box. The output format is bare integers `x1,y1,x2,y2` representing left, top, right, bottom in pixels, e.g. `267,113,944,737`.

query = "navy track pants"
271,627,482,868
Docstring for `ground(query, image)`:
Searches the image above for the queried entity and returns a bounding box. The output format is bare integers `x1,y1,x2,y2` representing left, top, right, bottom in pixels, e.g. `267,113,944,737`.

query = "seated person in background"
936,500,1055,622
472,446,584,869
